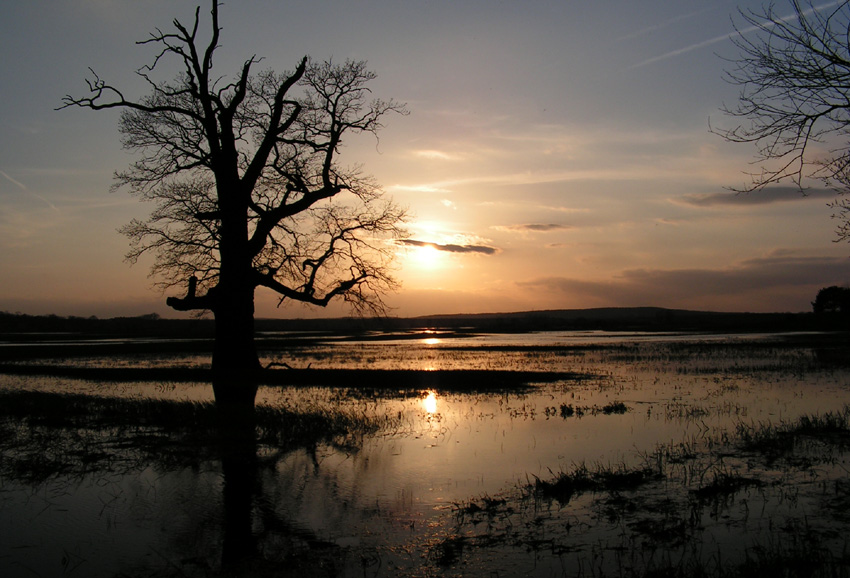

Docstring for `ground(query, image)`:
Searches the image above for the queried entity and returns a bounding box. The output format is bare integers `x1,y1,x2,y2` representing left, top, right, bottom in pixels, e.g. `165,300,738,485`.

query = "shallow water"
2,331,849,577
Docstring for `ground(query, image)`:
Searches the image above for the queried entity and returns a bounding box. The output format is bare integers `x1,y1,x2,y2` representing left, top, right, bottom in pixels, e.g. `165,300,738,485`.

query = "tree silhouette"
714,1,850,240
60,2,407,409
812,286,850,314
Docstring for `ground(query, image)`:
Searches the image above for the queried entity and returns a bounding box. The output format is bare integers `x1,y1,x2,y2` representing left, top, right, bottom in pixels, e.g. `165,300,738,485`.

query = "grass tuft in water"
555,400,630,419
532,462,660,505
690,470,765,502
735,405,850,463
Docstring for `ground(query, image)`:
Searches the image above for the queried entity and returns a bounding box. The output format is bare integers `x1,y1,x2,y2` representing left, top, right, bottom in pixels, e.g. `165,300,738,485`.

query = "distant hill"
1,307,845,338
373,307,829,334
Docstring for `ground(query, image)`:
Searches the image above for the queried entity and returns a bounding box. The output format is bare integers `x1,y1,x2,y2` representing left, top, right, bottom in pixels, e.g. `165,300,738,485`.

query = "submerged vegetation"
0,389,397,484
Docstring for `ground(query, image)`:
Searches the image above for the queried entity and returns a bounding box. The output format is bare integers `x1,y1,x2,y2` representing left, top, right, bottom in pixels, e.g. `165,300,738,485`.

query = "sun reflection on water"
423,337,441,345
423,391,438,414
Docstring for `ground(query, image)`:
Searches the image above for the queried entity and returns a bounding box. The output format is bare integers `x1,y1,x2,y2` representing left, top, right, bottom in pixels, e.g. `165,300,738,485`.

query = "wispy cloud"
477,201,589,214
392,164,677,195
494,223,571,233
414,150,459,161
388,184,453,194
399,239,499,255
674,186,835,207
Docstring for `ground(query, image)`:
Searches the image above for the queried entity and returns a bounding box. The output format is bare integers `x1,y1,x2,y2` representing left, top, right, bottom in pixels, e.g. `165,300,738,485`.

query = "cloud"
675,186,835,208
518,252,850,312
388,184,453,194
414,150,458,161
495,223,571,233
477,201,589,214
390,159,695,197
399,239,499,255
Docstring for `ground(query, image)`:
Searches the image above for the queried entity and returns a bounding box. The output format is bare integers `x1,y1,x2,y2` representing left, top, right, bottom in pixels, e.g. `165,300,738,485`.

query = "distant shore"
1,306,847,338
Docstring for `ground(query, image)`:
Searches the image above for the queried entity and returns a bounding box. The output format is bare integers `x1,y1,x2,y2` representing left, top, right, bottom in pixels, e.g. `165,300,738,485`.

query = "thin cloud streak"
495,223,571,233
414,150,459,161
394,163,694,195
477,201,589,214
399,239,499,255
675,186,835,207
388,184,454,194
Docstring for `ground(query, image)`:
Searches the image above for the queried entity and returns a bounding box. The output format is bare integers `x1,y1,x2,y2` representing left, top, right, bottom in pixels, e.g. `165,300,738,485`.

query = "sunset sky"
3,0,850,319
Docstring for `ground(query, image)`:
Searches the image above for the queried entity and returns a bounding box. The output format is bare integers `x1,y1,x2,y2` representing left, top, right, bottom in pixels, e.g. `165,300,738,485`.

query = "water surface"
2,330,848,576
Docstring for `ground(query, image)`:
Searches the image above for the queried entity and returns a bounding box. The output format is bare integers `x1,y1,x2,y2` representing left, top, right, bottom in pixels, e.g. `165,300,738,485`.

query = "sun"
409,243,444,269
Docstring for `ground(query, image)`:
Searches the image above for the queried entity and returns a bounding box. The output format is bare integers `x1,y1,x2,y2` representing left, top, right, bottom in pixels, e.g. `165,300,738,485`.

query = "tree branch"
166,278,217,311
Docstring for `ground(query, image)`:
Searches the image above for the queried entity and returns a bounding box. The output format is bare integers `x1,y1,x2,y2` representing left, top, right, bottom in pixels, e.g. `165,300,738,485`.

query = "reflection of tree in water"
0,388,392,576
219,430,258,569
216,436,383,576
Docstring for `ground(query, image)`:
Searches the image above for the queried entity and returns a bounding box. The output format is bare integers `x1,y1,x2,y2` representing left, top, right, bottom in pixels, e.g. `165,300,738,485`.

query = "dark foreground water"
2,331,850,577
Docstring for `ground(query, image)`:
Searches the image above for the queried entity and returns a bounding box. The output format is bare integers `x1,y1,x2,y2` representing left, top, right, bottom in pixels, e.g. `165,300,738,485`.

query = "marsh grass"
439,405,850,577
0,389,395,484
734,406,850,466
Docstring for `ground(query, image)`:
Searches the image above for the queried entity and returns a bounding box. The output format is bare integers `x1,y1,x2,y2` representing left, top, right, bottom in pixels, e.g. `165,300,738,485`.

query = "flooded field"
1,330,850,577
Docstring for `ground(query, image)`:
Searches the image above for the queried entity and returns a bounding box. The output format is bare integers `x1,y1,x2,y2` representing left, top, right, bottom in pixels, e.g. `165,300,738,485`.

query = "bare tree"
60,2,407,408
715,0,850,232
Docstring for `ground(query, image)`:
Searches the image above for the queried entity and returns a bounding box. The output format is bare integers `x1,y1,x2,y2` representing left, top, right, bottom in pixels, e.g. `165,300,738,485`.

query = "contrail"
619,7,715,42
0,170,26,190
0,169,58,210
630,1,842,69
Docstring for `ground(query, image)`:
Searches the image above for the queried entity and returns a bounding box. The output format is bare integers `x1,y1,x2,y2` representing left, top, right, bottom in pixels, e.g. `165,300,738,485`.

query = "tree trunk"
211,283,261,411
212,170,261,412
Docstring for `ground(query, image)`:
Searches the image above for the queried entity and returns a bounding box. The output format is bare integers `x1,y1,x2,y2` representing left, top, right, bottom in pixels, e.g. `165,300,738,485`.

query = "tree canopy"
812,285,850,314
61,3,407,317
